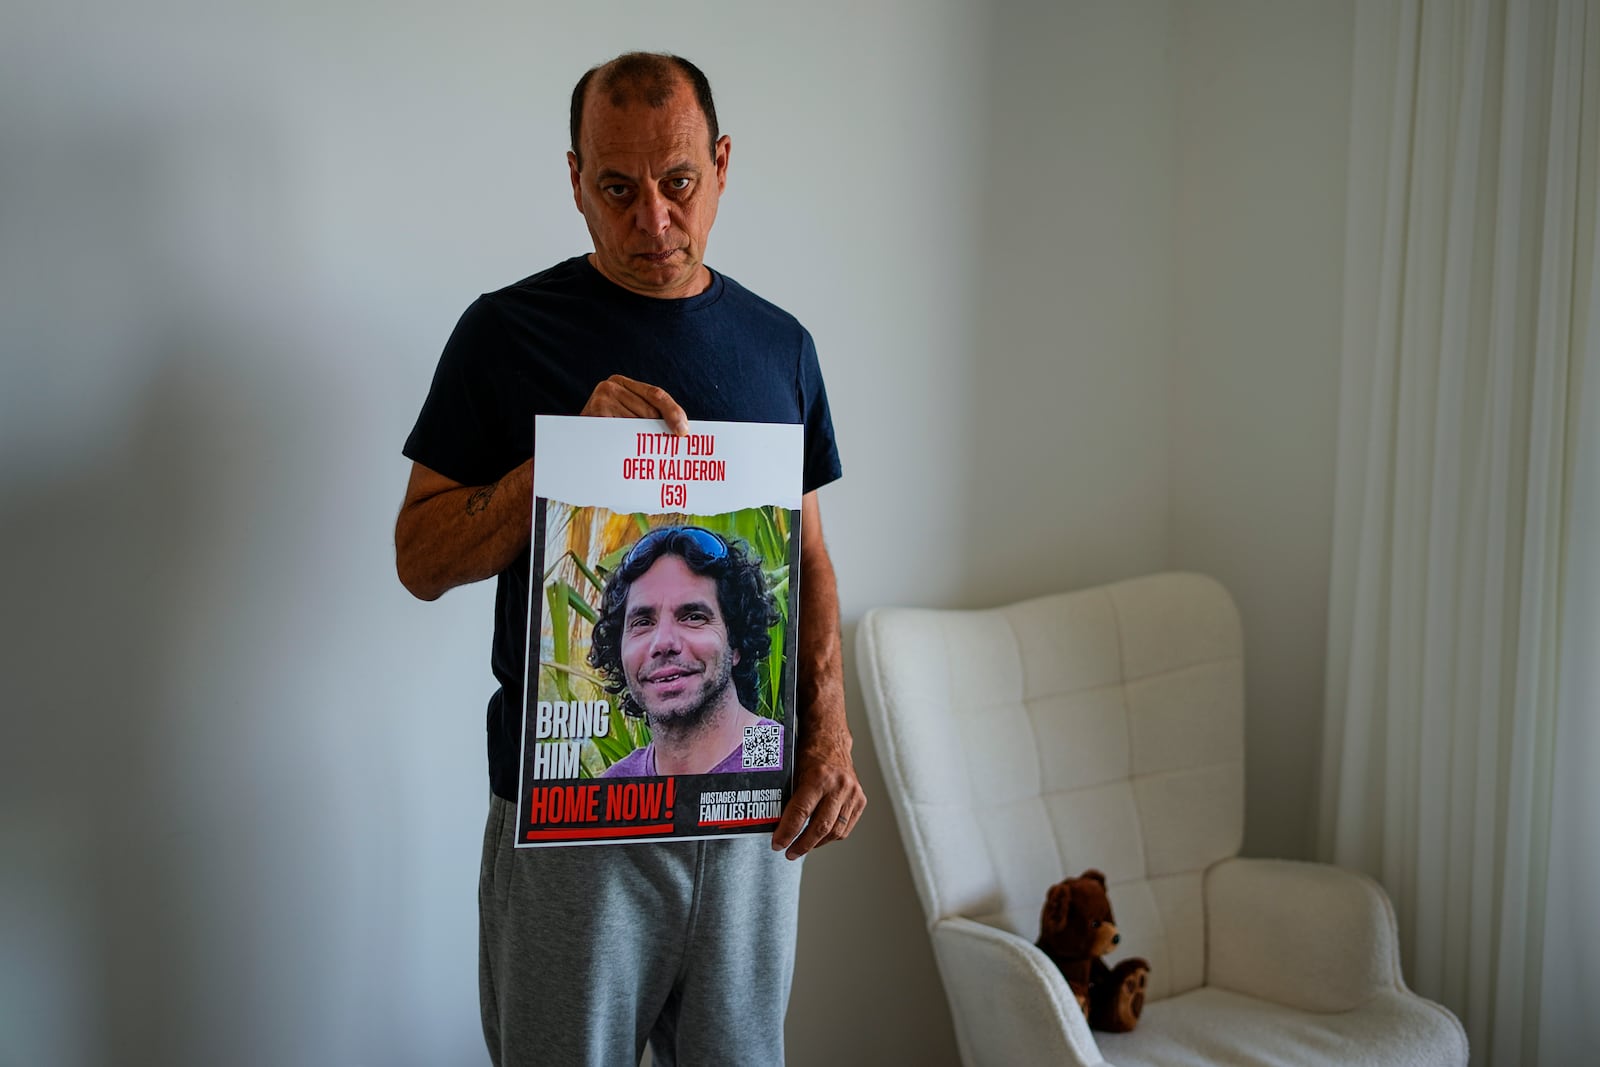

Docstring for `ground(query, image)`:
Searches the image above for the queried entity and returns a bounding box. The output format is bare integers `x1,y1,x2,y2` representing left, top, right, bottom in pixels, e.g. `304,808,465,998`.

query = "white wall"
959,0,1178,607
825,4,1182,1062
1169,0,1354,860
0,1,1357,1064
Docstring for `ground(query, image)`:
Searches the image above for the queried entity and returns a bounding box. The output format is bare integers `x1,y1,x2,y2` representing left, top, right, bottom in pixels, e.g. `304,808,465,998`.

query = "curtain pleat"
1320,2,1598,1063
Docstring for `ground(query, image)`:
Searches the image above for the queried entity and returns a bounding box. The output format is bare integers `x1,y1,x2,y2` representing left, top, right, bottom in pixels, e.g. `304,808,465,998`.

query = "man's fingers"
580,377,655,419
771,795,815,854
771,782,833,854
597,382,656,418
582,375,689,433
776,794,844,860
832,793,865,841
772,782,864,860
631,381,689,435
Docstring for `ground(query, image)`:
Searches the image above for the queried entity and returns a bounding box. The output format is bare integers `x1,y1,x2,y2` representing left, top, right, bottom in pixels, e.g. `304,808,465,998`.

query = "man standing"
395,52,863,1067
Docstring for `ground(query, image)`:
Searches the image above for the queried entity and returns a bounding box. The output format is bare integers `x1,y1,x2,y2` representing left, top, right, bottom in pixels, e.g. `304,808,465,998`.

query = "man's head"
589,527,778,726
567,52,730,300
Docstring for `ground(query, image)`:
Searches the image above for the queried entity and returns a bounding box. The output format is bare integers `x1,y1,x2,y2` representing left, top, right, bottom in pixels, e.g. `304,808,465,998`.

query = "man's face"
568,79,730,299
620,554,739,725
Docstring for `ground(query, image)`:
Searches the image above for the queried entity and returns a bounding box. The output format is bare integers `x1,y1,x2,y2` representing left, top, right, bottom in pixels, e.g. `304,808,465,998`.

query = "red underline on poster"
525,823,675,841
697,817,782,829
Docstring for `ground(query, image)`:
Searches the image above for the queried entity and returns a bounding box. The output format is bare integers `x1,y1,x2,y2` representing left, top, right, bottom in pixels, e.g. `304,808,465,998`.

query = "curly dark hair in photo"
588,527,779,718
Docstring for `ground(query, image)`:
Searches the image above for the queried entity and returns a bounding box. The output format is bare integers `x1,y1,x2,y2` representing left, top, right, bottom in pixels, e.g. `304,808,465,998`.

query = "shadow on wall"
0,107,357,1067
1,346,276,1065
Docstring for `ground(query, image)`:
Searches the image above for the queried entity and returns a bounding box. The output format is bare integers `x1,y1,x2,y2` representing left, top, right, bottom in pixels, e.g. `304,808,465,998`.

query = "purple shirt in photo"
602,718,783,778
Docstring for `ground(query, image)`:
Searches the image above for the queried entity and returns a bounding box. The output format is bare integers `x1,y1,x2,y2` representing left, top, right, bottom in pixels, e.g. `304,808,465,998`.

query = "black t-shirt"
404,255,843,800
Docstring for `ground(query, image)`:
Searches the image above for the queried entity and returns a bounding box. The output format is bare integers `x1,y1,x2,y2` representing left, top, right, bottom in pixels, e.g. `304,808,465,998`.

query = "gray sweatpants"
479,794,803,1066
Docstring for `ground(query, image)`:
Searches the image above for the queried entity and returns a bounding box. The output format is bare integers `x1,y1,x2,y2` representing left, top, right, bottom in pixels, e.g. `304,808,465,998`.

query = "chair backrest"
856,572,1245,1002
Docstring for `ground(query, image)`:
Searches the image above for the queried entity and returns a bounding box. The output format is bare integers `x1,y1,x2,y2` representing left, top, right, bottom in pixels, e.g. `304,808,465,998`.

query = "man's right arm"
394,459,532,601
395,374,689,601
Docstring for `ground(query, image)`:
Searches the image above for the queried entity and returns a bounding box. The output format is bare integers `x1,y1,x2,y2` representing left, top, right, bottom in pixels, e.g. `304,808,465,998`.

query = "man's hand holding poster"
518,415,802,846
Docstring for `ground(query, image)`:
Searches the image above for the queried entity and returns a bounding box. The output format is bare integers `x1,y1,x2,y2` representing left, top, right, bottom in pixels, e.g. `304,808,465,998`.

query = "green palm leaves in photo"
536,503,794,777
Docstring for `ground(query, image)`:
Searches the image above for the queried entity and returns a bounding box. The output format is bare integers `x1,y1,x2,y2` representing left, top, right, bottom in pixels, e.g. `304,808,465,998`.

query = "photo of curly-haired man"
588,525,782,776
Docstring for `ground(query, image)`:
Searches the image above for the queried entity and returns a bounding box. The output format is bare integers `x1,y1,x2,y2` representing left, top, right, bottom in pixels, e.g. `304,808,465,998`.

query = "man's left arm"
772,490,866,859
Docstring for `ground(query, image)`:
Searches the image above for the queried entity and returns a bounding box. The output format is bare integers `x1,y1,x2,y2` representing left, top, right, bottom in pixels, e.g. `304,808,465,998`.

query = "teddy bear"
1035,869,1150,1033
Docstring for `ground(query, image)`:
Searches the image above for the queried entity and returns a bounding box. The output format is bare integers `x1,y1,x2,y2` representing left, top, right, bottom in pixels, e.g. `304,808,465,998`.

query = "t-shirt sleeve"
798,329,843,494
403,297,523,486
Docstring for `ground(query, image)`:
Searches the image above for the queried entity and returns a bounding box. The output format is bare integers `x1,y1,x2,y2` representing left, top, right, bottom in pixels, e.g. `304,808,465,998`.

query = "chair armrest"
930,916,1107,1067
1205,857,1404,1012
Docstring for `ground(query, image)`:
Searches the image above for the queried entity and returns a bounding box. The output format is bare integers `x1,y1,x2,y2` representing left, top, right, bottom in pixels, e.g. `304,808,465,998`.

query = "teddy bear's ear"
1080,869,1108,885
1042,880,1073,926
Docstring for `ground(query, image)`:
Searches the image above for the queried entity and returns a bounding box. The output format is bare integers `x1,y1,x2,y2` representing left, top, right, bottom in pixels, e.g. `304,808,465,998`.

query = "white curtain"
1318,2,1599,1065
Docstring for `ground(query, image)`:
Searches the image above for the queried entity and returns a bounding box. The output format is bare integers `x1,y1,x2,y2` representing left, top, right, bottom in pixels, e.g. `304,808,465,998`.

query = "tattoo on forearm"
465,485,496,515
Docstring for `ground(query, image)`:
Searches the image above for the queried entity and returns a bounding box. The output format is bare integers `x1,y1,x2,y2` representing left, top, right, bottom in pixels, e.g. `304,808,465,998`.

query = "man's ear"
568,150,583,212
713,134,730,194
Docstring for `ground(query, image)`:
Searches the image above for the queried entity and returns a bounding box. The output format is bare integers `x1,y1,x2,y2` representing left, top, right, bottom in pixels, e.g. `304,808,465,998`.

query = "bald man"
396,53,864,1067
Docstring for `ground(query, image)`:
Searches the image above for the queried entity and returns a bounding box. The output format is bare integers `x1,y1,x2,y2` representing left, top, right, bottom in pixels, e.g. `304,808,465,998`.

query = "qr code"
742,723,782,769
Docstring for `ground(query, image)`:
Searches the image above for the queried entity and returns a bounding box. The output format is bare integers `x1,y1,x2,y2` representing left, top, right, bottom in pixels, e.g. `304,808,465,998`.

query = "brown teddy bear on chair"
1035,869,1150,1033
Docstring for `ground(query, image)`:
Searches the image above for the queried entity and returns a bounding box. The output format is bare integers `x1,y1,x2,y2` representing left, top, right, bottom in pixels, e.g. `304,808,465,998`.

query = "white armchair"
856,573,1466,1067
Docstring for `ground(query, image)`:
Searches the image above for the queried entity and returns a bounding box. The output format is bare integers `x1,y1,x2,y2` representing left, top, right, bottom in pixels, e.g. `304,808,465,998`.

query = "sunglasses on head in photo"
622,526,730,568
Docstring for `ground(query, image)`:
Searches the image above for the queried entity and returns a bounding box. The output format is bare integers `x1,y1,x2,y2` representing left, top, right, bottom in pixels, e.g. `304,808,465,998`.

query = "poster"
516,415,803,847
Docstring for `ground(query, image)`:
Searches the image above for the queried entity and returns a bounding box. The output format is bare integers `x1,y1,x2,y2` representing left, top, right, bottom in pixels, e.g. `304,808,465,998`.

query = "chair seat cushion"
1094,986,1468,1067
